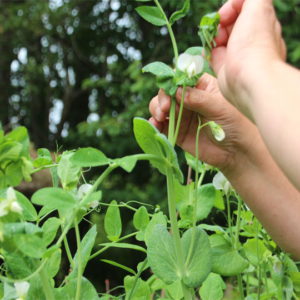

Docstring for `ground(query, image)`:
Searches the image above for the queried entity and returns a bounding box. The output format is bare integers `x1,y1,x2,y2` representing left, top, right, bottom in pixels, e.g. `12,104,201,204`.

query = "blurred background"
0,0,299,297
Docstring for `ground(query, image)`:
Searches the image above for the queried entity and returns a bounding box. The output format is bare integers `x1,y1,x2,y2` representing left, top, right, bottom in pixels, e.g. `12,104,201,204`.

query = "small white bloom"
273,259,282,274
213,172,234,195
78,184,93,199
7,187,17,202
0,200,9,217
208,121,225,142
177,53,204,79
88,200,99,209
10,201,23,215
14,281,30,300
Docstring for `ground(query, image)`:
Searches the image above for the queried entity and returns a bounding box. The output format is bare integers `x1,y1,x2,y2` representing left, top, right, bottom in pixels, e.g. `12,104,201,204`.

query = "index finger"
219,0,245,26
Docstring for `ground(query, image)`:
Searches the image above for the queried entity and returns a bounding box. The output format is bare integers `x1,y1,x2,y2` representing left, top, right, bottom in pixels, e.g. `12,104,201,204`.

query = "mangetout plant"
0,1,299,300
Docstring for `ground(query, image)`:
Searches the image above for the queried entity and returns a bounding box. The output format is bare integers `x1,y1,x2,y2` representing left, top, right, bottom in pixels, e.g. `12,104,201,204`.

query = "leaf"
101,259,136,275
184,152,203,173
32,187,76,210
42,217,61,246
196,184,217,221
33,156,53,168
144,212,167,245
142,62,175,78
15,191,37,221
99,243,147,253
147,224,181,285
243,238,271,267
13,234,46,258
133,118,183,183
199,273,226,300
26,275,46,300
210,234,248,276
135,6,167,26
70,147,109,167
133,206,149,231
169,0,190,25
114,155,137,172
44,249,61,278
67,225,97,281
0,160,23,188
57,153,81,190
80,191,102,207
213,190,224,210
198,224,225,234
0,141,22,162
105,200,122,241
37,148,52,158
54,277,99,300
124,276,151,300
181,227,211,288
166,281,183,300
2,283,18,300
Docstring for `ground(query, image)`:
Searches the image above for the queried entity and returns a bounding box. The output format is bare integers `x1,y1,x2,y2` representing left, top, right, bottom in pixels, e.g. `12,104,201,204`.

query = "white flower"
78,184,93,199
213,172,234,195
208,121,225,141
0,187,22,217
78,184,98,208
14,281,30,300
272,257,282,274
177,53,204,78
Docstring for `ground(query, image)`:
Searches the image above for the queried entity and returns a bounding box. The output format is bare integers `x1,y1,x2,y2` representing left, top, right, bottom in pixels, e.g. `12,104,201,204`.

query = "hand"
211,0,286,119
149,73,260,174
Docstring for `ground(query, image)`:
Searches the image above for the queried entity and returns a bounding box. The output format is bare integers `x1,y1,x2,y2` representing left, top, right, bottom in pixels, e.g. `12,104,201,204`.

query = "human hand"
149,73,261,175
211,0,286,119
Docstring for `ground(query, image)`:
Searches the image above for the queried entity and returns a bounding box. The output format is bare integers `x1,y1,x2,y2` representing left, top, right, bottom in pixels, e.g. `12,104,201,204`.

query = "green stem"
263,262,270,300
31,164,58,174
166,168,192,300
256,219,261,300
235,196,242,250
246,273,250,296
168,99,176,145
89,232,138,261
173,79,187,147
238,274,244,300
226,194,235,247
127,259,148,300
186,117,205,266
34,259,55,300
74,216,82,300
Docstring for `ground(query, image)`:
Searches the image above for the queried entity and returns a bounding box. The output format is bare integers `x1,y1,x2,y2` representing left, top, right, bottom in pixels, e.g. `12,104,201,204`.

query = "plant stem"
256,219,261,300
127,259,148,300
226,194,235,247
238,274,244,300
166,167,192,300
74,216,82,300
246,273,250,295
263,262,270,300
31,164,58,174
173,79,187,147
34,259,55,300
89,232,138,261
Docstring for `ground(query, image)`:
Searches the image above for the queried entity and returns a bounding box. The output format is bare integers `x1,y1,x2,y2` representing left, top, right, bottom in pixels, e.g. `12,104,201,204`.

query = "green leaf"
196,184,217,221
185,47,204,56
44,249,61,278
243,238,271,267
0,160,23,188
15,191,37,221
0,141,22,162
105,200,122,241
144,212,167,245
182,228,211,288
210,234,248,276
2,283,18,300
199,273,226,300
133,118,183,183
54,277,99,300
33,156,53,168
67,225,97,281
142,62,175,78
198,224,225,234
135,6,167,26
114,155,137,172
57,153,81,190
70,147,109,167
101,259,136,275
42,217,61,246
80,191,102,207
169,0,190,25
133,206,149,231
99,243,147,253
37,148,52,158
213,190,224,210
184,152,203,173
124,276,151,300
147,224,181,285
166,281,183,300
13,234,46,258
26,275,46,300
32,187,76,210
3,251,36,279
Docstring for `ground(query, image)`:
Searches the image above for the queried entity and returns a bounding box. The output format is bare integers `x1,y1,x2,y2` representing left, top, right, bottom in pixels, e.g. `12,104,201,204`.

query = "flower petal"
78,184,93,199
14,281,30,298
177,53,193,73
192,55,204,75
212,172,227,190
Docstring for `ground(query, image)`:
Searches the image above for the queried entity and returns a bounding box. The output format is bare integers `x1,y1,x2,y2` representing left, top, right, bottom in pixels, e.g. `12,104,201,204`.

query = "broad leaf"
135,6,166,26
133,206,149,231
42,217,61,246
0,142,22,162
33,156,53,168
101,259,136,275
13,234,46,258
144,212,167,244
26,275,46,300
133,118,183,183
104,200,122,241
70,147,109,167
147,224,181,285
142,62,175,78
169,0,190,25
37,148,52,158
124,276,151,300
15,191,37,221
114,155,137,172
184,152,203,173
166,281,183,300
44,249,61,278
181,227,211,288
199,273,226,300
243,238,271,267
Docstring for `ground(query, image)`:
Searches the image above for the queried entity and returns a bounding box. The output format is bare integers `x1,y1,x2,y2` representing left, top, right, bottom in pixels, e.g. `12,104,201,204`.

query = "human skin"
149,73,300,260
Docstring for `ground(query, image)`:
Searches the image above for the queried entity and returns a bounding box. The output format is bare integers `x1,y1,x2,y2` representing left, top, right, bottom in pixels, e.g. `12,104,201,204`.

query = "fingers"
149,95,168,122
158,88,171,113
219,0,245,26
210,46,227,76
149,117,168,136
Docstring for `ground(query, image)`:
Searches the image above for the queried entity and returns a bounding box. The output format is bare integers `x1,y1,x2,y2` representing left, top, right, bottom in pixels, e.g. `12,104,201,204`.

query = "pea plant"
0,1,299,300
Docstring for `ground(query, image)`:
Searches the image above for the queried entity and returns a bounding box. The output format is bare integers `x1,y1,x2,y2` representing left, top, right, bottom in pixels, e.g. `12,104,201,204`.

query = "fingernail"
155,107,163,122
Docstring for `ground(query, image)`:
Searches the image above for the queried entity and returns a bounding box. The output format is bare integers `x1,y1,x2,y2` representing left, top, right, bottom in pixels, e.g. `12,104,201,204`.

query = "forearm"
244,61,300,190
223,133,300,260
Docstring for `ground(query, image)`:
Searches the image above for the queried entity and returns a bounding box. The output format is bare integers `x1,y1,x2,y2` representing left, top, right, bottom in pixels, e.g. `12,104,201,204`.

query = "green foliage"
199,272,226,300
169,0,191,26
104,200,122,242
135,6,167,26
